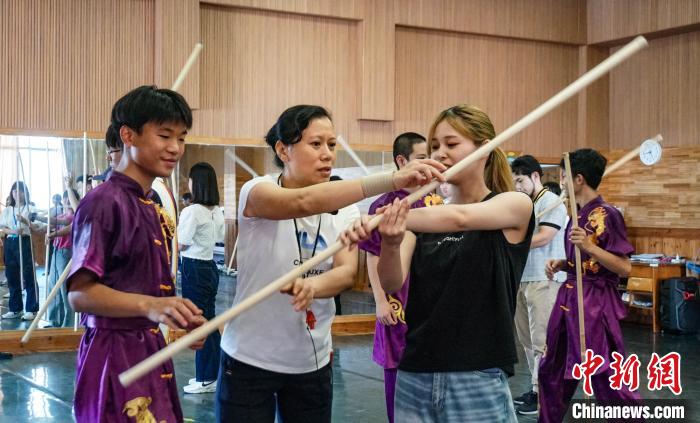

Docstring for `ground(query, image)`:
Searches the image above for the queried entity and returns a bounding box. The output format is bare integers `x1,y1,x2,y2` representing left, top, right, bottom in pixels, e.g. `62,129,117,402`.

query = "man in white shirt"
510,156,567,415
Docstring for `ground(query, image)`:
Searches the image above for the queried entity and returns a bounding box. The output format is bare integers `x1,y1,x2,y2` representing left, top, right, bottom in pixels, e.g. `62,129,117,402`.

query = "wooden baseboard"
331,314,376,336
0,328,84,354
0,315,377,355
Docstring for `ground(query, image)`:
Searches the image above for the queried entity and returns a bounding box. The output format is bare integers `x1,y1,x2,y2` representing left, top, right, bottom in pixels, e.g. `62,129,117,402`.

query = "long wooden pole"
169,43,204,279
44,141,52,289
118,35,648,387
22,145,79,343
536,134,663,220
563,153,586,365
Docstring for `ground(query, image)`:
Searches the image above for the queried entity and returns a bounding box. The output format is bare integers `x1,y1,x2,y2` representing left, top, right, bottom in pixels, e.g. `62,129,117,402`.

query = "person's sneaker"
188,378,197,385
2,311,21,319
21,312,36,321
183,380,217,394
516,391,539,415
513,389,534,405
2,293,10,299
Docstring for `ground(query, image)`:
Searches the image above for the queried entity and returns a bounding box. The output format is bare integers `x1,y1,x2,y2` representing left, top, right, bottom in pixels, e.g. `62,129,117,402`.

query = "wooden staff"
14,138,26,304
223,149,258,274
23,145,80,343
88,137,99,176
118,35,648,387
44,141,52,286
169,42,204,278
536,134,663,220
563,153,586,364
16,147,41,317
226,236,239,276
337,135,370,175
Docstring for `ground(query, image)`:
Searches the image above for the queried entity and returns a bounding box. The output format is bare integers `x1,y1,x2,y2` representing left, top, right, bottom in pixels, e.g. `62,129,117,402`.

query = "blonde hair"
427,104,514,194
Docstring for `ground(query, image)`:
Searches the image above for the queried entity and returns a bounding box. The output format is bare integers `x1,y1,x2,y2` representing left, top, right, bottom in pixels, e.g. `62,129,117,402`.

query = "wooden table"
625,262,686,333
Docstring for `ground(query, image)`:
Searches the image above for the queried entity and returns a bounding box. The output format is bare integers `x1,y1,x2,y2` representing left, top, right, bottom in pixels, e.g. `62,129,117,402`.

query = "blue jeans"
46,246,73,327
216,353,333,423
395,369,517,423
181,256,221,381
4,236,38,313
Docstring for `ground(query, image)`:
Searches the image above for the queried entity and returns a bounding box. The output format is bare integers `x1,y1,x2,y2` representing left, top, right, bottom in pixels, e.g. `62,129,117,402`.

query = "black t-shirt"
399,192,535,376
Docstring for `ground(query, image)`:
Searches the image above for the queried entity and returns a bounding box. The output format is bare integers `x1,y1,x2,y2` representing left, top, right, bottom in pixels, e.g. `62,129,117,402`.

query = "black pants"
4,236,38,313
181,256,221,381
216,353,332,423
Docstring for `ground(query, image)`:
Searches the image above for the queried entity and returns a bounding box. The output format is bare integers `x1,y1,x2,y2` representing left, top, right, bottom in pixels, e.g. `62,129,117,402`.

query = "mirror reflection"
0,135,389,333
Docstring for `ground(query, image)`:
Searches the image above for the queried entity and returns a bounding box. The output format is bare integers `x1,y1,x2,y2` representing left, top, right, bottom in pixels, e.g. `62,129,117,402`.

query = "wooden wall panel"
394,27,580,157
395,0,586,44
577,46,609,151
588,0,700,45
0,0,155,134
609,31,700,149
359,0,394,121
155,0,201,108
193,5,362,143
599,146,700,231
201,0,364,20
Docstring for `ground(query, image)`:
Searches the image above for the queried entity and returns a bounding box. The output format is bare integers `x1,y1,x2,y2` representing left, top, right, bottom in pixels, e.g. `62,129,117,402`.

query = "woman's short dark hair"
111,85,193,135
189,162,219,206
8,181,30,207
265,105,332,168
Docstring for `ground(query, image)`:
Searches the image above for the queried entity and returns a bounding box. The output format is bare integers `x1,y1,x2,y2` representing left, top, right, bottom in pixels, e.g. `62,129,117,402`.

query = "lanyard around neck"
278,174,323,265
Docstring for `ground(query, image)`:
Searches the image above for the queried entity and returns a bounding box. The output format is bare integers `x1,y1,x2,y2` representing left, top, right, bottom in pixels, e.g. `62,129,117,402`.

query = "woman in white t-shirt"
215,105,445,422
0,181,41,320
178,162,226,394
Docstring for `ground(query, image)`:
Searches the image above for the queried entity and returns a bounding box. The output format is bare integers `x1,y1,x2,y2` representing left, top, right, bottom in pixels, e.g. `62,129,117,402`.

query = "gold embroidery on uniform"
149,327,160,334
122,396,165,423
160,373,173,379
140,198,175,265
154,239,162,246
423,193,444,207
159,284,172,291
565,284,574,289
579,206,608,275
387,294,405,324
560,305,570,312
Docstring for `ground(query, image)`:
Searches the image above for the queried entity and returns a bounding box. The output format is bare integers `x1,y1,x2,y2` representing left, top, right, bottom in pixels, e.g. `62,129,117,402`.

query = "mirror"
0,135,388,335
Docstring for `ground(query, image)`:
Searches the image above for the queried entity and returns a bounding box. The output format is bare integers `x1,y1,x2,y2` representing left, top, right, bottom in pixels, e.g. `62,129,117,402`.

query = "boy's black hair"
542,181,562,196
189,162,220,206
559,148,607,190
105,124,122,150
111,85,193,135
392,132,426,169
265,105,332,168
511,155,543,177
8,181,30,207
182,192,193,202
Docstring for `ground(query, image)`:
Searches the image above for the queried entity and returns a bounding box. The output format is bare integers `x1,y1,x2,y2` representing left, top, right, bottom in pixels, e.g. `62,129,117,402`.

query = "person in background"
178,162,226,394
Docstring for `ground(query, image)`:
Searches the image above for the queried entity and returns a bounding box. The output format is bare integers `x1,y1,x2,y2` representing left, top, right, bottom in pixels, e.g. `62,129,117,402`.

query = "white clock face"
639,139,662,166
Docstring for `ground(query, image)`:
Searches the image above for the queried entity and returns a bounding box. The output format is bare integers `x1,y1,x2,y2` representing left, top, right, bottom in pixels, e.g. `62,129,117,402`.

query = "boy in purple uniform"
67,85,204,423
359,132,429,423
539,148,641,422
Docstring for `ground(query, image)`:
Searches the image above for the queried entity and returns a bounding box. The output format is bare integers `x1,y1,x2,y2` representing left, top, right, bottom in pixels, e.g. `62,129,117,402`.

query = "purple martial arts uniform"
539,196,641,422
68,172,182,423
358,189,428,423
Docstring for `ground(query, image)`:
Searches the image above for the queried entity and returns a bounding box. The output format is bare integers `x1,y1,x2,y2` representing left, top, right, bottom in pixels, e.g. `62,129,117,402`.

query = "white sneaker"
188,378,196,385
21,312,36,321
2,293,9,299
2,311,21,319
183,380,217,394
